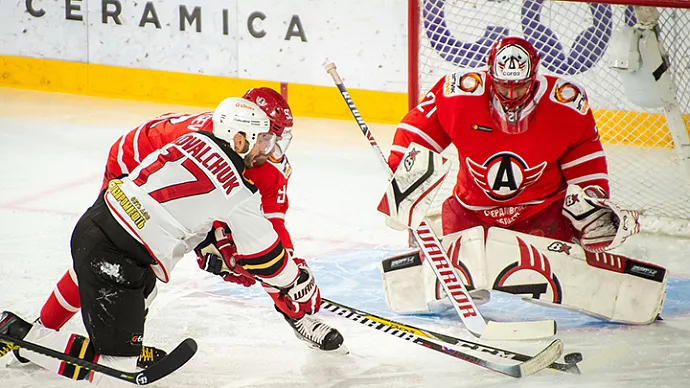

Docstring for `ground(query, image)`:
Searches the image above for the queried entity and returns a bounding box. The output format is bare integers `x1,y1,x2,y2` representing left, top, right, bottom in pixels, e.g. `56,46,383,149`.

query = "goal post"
408,0,690,236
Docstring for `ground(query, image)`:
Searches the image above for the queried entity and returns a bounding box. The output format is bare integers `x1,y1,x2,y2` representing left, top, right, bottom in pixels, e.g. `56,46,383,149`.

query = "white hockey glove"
562,184,640,253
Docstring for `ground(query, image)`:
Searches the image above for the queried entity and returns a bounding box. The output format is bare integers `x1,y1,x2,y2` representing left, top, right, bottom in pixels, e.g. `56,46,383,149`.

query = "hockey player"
194,90,345,351
379,36,666,325
25,88,339,366
0,98,341,386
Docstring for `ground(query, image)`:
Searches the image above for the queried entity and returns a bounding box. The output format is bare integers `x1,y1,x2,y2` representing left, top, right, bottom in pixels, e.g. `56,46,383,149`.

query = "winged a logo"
466,152,546,201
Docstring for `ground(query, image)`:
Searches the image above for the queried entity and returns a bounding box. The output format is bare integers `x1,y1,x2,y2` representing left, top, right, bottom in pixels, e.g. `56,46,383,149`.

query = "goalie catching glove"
562,184,640,253
195,226,256,288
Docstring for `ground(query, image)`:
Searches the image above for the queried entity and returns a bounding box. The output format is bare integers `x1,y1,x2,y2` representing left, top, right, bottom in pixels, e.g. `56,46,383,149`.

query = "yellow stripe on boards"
0,55,407,124
1,55,687,145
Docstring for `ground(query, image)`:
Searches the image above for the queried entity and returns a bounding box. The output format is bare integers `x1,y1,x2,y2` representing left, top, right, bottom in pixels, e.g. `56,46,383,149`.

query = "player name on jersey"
174,133,240,195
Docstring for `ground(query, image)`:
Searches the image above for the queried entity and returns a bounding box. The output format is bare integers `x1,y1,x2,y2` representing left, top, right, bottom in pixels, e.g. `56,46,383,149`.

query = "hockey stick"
321,298,579,374
0,333,196,385
324,62,556,340
320,298,563,377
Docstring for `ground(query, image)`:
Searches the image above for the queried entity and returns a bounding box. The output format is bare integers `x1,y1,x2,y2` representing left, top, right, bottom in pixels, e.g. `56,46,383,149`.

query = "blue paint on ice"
206,247,690,331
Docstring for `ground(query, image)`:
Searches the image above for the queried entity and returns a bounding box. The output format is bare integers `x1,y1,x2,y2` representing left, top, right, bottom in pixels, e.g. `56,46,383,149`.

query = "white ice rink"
1,88,690,387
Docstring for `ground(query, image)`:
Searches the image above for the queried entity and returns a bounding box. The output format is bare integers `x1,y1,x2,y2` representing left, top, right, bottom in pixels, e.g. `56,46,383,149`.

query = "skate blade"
327,343,349,355
299,338,349,355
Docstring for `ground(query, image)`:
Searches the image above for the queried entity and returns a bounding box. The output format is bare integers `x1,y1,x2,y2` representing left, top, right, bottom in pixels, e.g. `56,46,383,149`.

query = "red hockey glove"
268,258,321,319
195,228,256,288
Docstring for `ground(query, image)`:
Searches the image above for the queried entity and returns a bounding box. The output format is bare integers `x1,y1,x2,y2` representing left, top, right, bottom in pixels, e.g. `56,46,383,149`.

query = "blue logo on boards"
422,0,639,75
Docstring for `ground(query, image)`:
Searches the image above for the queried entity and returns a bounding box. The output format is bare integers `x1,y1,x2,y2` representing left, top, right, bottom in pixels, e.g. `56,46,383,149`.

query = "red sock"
40,269,81,330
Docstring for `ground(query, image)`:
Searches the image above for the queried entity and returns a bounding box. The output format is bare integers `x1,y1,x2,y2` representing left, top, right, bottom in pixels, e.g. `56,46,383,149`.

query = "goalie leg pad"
380,226,489,314
439,226,488,291
380,251,435,314
484,227,666,324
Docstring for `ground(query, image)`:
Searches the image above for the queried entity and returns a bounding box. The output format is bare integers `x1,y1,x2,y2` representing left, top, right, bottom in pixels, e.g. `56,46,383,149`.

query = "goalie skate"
285,315,347,353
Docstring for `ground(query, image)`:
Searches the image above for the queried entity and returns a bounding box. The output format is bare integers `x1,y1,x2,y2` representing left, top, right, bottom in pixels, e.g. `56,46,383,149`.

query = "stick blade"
481,320,557,340
518,339,564,377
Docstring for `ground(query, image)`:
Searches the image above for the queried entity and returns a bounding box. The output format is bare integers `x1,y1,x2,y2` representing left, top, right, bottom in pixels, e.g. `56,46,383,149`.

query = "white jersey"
103,131,298,285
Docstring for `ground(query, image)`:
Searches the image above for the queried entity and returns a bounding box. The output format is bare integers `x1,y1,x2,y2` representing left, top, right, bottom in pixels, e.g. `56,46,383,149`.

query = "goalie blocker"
377,142,450,230
381,226,666,324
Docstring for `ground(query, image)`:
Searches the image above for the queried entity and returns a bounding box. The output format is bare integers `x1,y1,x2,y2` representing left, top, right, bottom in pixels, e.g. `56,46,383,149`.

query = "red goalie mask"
487,37,540,134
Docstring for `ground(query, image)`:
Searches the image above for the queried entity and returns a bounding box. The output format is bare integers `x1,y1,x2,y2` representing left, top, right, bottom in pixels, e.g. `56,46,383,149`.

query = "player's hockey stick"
320,298,563,377
324,62,556,340
0,333,196,385
321,298,579,373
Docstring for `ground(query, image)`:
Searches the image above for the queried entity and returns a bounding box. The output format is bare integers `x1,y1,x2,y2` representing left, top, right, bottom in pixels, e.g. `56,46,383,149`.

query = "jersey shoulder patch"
549,77,590,115
442,70,486,97
268,155,292,179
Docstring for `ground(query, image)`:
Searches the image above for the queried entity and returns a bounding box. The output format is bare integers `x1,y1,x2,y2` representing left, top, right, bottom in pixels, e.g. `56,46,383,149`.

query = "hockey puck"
564,352,583,364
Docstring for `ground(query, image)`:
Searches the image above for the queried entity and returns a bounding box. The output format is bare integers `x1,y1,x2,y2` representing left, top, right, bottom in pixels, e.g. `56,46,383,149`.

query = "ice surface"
1,89,689,387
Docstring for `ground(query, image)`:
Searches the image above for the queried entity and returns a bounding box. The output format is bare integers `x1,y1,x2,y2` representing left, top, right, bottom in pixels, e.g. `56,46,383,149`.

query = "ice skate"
0,311,33,363
285,314,347,353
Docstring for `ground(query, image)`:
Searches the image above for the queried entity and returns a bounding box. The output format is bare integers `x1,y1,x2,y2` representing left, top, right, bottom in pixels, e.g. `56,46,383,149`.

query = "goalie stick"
324,62,556,340
0,333,196,385
320,298,563,377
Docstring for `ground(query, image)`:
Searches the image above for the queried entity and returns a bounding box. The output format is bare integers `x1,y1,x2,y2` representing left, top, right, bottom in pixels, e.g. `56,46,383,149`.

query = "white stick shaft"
324,62,489,335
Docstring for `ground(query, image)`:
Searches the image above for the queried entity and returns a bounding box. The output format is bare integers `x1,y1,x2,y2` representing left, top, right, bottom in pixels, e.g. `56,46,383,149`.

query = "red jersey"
102,111,295,251
244,155,294,254
389,70,609,227
102,112,214,189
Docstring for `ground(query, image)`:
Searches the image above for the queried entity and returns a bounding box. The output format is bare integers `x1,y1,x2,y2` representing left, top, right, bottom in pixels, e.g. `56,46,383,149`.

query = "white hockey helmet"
212,98,271,149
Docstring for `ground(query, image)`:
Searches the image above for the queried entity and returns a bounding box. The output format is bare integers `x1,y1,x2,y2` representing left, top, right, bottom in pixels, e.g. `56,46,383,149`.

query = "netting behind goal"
408,0,690,234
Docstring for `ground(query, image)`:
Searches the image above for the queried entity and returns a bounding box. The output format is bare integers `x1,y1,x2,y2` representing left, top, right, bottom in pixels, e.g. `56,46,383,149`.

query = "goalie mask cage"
408,0,690,236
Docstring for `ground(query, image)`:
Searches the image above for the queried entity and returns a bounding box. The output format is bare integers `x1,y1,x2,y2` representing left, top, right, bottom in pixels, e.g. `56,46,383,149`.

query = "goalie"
379,36,666,325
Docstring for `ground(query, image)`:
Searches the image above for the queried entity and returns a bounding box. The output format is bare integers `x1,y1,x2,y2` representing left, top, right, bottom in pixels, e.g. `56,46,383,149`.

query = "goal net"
409,0,690,235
